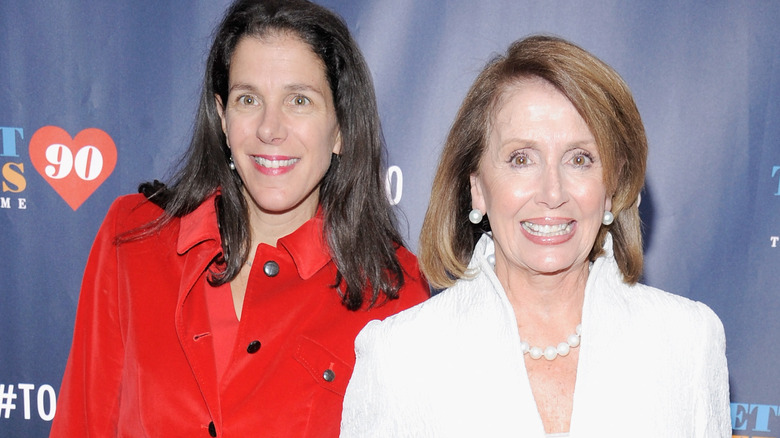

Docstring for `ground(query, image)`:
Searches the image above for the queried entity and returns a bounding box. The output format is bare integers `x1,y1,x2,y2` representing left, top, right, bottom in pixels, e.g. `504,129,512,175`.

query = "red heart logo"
29,126,117,211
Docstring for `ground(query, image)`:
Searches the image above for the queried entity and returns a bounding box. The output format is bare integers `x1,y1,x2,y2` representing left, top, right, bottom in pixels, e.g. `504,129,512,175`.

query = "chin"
527,258,580,276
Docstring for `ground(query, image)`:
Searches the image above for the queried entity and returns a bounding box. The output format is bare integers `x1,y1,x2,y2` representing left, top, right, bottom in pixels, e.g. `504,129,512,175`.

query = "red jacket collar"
177,194,221,256
277,212,331,280
177,193,331,280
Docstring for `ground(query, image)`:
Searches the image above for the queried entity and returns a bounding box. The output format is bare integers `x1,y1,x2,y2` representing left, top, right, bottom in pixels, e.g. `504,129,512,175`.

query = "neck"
498,261,588,309
496,260,588,345
244,191,318,248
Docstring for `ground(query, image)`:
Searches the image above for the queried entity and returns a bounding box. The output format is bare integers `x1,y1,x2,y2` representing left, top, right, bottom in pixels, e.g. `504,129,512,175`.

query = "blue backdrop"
1,1,779,436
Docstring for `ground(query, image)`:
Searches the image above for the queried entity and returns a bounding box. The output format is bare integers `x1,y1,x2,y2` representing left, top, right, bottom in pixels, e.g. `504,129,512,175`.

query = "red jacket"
50,193,429,437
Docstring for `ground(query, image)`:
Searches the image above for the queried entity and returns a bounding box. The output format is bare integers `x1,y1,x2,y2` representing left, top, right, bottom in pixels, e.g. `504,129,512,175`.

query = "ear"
215,94,228,142
604,194,613,213
331,128,342,155
469,172,486,213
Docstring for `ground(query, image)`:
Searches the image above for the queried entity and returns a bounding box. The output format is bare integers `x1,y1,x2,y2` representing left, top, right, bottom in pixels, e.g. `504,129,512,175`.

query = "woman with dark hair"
341,35,729,437
50,0,428,436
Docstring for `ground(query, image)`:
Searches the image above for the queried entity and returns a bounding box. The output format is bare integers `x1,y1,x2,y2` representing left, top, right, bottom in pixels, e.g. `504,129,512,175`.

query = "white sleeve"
340,320,396,438
694,303,731,437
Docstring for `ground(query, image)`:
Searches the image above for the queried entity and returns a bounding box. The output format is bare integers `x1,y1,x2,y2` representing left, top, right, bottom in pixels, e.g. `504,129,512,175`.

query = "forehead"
488,78,590,139
228,33,327,84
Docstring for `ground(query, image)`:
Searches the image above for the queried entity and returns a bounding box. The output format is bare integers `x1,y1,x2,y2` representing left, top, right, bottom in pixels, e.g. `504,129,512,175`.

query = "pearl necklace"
520,324,582,361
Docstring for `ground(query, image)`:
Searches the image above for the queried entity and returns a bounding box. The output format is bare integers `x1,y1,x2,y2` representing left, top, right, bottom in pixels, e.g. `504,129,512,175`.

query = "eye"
509,151,530,167
291,95,311,106
570,152,594,167
237,95,257,106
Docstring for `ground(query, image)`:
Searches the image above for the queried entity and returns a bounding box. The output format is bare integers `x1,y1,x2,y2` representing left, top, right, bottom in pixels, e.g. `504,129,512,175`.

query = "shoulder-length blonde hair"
419,35,647,289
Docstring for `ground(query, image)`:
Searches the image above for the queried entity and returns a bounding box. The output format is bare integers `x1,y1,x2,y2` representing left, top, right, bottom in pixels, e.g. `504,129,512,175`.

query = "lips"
520,219,576,245
521,221,573,237
251,155,299,175
253,156,299,168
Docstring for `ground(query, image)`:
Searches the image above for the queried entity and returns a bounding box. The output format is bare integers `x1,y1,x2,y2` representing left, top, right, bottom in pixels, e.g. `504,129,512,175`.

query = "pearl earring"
469,209,483,224
228,156,236,170
602,210,614,226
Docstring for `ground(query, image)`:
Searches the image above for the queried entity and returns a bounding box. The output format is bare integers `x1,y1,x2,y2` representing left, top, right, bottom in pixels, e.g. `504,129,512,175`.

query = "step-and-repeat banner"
1,1,778,436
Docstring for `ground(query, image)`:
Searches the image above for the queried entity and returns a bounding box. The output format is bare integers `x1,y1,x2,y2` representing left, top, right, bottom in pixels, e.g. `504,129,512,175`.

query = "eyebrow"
500,138,597,147
566,139,598,148
227,82,325,96
285,83,324,95
228,83,254,94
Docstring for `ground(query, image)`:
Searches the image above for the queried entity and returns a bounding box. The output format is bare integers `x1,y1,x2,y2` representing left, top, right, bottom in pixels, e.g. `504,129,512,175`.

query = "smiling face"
470,78,611,280
216,33,341,231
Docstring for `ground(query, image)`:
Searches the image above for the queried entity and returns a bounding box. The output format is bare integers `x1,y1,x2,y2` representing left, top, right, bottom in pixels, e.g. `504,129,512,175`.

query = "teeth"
253,157,298,168
522,222,572,237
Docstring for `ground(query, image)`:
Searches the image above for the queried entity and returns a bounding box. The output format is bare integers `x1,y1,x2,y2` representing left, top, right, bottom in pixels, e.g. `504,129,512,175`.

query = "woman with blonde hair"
341,35,729,437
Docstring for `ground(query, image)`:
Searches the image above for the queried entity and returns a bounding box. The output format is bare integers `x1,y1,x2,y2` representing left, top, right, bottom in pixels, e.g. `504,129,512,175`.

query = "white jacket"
341,234,730,437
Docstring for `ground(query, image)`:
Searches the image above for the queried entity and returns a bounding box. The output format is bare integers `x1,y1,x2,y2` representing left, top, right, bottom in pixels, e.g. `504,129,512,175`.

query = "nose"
535,164,567,209
256,104,287,145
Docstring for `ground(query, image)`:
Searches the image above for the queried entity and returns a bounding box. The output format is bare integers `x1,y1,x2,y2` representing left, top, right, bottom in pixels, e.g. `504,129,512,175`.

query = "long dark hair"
136,0,406,310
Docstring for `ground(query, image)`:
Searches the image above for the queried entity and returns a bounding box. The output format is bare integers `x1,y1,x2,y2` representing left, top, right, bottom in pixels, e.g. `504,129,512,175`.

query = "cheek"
495,174,533,201
315,126,340,157
483,179,531,215
224,117,250,142
508,183,534,202
573,183,608,215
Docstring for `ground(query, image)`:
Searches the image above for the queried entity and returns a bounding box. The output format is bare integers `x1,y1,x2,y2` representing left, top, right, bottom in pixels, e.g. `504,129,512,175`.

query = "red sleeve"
50,198,127,437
